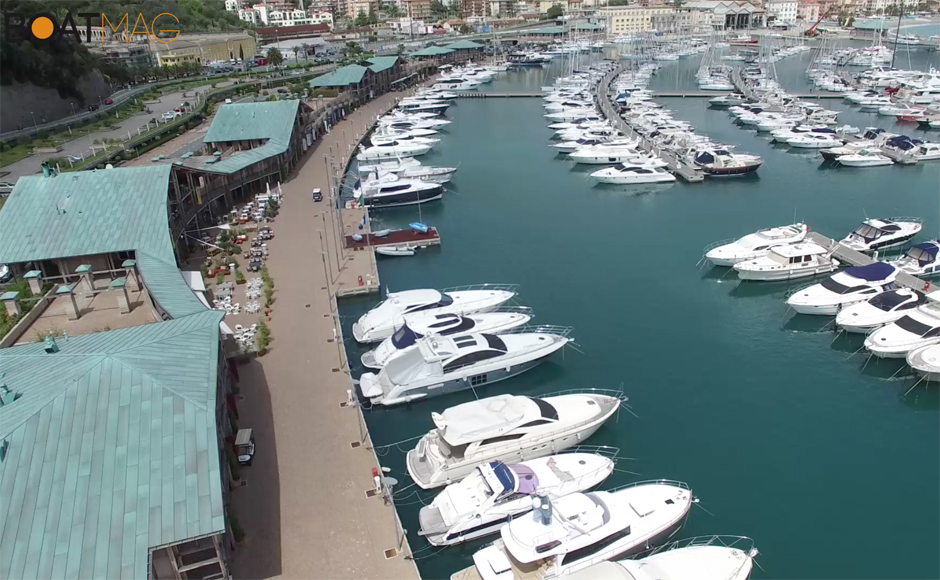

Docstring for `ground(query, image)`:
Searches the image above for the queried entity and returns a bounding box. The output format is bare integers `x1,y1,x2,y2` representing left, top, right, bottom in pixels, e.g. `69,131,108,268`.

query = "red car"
103,98,113,105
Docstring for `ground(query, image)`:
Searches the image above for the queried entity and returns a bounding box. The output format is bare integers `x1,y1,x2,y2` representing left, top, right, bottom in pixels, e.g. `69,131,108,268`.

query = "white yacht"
906,344,940,381
380,116,451,130
451,481,693,580
356,140,432,161
406,391,624,489
418,450,617,546
353,174,443,208
708,95,745,108
545,108,601,121
840,218,922,252
433,78,481,91
787,133,843,148
865,298,940,358
554,137,617,154
358,158,457,184
912,143,940,160
733,243,839,281
888,241,940,276
835,288,925,333
691,148,762,176
563,536,758,580
785,263,898,316
836,150,893,167
353,286,516,343
359,328,571,406
590,165,675,184
705,223,809,267
361,310,532,369
397,100,451,114
569,144,642,165
370,133,440,147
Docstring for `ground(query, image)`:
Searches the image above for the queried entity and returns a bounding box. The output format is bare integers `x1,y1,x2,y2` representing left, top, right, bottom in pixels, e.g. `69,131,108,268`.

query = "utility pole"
890,0,903,69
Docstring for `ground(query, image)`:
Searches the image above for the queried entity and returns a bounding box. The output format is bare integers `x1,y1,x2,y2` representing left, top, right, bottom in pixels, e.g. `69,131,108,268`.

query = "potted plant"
256,319,270,355
215,271,225,285
235,269,246,285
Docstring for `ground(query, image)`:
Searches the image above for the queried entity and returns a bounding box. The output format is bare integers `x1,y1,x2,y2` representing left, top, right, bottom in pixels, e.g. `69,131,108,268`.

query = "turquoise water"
339,60,940,579
901,23,940,36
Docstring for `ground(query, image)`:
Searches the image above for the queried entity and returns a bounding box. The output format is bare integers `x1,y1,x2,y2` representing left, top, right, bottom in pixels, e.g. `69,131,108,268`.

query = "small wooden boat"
409,222,429,233
376,246,415,257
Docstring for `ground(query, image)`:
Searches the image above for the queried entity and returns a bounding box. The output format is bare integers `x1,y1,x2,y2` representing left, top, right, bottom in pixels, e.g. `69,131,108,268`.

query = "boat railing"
538,387,627,405
701,238,736,254
555,444,621,461
886,216,924,224
637,535,757,559
442,283,520,293
492,305,534,316
605,479,691,493
501,325,575,338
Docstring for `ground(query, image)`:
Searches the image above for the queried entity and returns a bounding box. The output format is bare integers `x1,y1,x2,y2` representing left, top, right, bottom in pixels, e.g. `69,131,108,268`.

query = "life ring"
925,281,931,292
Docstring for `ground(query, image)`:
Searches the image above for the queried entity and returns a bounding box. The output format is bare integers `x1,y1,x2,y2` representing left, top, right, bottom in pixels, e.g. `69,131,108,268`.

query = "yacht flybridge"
451,481,693,580
839,218,922,252
353,173,443,208
785,262,898,316
358,327,572,406
356,140,433,161
352,286,517,343
865,294,940,358
705,223,809,267
418,449,618,546
406,391,624,489
358,158,457,184
835,288,926,334
566,536,757,580
361,310,532,369
733,243,839,281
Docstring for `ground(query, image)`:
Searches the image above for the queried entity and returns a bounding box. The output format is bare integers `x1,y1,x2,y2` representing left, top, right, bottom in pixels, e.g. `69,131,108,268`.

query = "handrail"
538,387,626,402
500,324,574,337
442,283,519,293
701,238,736,253
604,478,690,493
640,534,756,558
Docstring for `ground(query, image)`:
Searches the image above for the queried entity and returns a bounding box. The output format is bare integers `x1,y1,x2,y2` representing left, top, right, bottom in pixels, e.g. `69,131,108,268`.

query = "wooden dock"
807,231,929,292
457,90,845,100
597,67,705,183
345,227,441,250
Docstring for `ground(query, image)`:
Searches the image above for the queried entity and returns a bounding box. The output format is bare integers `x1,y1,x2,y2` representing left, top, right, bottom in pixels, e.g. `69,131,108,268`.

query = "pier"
456,90,846,100
597,67,705,183
345,226,442,251
807,231,929,292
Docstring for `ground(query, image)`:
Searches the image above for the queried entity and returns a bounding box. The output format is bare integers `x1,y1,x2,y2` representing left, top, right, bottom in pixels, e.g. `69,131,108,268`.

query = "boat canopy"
862,128,885,140
510,464,539,495
391,323,422,349
845,262,896,282
906,242,940,266
694,151,715,164
853,223,886,241
485,462,518,496
886,135,923,151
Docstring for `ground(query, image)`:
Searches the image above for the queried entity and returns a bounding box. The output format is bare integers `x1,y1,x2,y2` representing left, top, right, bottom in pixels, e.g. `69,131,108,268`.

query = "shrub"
235,269,245,283
256,319,270,352
216,271,225,285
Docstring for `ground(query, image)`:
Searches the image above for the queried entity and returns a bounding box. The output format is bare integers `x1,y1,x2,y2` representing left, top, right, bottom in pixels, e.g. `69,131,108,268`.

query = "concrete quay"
229,91,420,580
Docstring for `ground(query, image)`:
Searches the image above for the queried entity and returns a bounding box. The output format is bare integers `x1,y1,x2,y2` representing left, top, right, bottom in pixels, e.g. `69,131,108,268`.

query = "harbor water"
339,54,940,579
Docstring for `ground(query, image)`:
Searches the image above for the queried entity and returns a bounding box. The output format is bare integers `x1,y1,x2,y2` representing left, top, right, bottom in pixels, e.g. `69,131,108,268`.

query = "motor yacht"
569,144,643,165
554,138,616,154
418,450,617,546
358,158,457,184
359,328,571,405
705,223,809,267
733,243,839,281
370,133,440,147
406,391,624,489
865,298,940,358
906,344,940,381
545,100,594,113
564,536,759,580
786,262,898,315
708,95,745,108
451,481,693,580
770,126,836,143
397,100,450,114
836,150,893,167
888,241,940,276
545,108,601,121
912,143,940,160
819,141,877,161
432,78,481,91
353,174,443,208
356,140,433,161
835,288,926,333
380,116,451,130
353,286,516,343
857,96,893,111
787,133,843,148
590,164,675,184
691,148,763,176
839,218,922,252
361,310,532,369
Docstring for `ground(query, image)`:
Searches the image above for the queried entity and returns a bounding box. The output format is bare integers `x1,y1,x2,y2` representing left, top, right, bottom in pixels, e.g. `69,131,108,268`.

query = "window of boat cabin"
478,433,524,447
870,291,914,312
379,184,413,193
443,350,504,372
530,397,560,420
440,317,476,335
405,294,454,313
560,526,632,567
438,441,468,459
896,315,940,337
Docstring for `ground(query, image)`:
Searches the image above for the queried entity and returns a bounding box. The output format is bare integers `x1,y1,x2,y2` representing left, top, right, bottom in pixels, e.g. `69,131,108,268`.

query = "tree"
355,8,369,26
430,0,449,20
459,24,473,34
266,47,284,69
546,4,564,19
342,41,364,59
368,5,378,24
397,43,406,55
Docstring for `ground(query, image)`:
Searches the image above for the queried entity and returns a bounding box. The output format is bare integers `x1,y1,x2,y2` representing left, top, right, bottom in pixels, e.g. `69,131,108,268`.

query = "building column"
111,278,131,313
55,285,80,320
24,270,42,295
75,264,93,295
0,291,22,317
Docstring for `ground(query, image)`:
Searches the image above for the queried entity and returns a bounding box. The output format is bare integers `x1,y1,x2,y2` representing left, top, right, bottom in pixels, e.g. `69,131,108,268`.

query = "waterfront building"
461,0,489,18
255,23,332,43
88,42,156,68
681,1,765,29
150,33,256,66
310,58,406,99
766,0,799,23
797,0,821,22
403,0,433,19
0,165,242,580
597,5,676,33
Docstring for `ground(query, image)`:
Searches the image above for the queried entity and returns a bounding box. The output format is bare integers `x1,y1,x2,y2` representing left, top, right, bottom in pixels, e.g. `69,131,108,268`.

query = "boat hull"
735,264,838,281
700,164,761,177
361,186,443,208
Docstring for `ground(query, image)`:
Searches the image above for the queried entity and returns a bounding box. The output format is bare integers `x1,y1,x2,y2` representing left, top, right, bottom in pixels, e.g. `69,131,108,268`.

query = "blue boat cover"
489,461,517,494
410,222,429,233
845,261,896,281
391,323,422,348
908,241,940,266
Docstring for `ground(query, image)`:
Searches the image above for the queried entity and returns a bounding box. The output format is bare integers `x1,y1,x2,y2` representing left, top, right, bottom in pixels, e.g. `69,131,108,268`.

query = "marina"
337,44,939,580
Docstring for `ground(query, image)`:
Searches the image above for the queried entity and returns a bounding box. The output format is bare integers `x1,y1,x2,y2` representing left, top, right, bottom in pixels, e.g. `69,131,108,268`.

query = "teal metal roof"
573,23,603,30
529,26,565,34
0,166,207,320
409,45,455,56
203,100,300,145
443,40,484,49
0,310,226,580
367,56,399,73
309,64,369,88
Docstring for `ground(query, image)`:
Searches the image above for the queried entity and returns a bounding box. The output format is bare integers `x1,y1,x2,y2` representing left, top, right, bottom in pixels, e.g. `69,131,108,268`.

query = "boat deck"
345,227,441,250
806,231,929,292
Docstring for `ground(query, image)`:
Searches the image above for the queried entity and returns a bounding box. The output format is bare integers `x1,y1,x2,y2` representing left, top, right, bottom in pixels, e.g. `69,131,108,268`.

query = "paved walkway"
230,90,420,580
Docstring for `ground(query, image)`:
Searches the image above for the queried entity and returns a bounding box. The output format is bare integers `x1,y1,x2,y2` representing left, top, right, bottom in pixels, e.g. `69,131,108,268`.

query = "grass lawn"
0,144,33,167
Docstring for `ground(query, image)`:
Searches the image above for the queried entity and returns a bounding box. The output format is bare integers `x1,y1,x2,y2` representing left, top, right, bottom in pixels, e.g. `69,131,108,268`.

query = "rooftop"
409,45,455,56
309,64,370,87
366,56,400,74
0,310,227,580
442,39,485,50
201,100,302,174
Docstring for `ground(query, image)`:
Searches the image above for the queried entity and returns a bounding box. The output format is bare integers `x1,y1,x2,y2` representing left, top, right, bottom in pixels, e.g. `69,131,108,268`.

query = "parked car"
103,98,113,105
162,111,181,121
87,104,99,111
0,181,15,196
66,155,83,164
312,188,322,202
0,264,11,284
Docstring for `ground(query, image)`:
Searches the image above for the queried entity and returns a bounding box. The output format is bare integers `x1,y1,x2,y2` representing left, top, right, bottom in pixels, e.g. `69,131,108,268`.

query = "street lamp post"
30,111,38,129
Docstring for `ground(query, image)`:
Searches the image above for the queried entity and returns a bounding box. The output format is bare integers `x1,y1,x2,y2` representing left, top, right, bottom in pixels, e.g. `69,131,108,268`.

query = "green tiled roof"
0,310,226,580
0,166,206,319
573,23,603,30
529,26,565,34
309,64,369,88
410,45,455,56
443,40,484,49
204,100,300,145
366,56,399,73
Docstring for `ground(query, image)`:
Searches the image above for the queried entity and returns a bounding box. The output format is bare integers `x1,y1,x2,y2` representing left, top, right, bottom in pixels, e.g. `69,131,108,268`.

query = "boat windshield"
853,224,883,241
906,245,938,267
821,278,870,295
391,324,422,349
870,291,911,312
895,315,939,337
